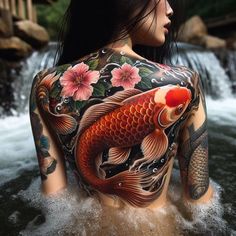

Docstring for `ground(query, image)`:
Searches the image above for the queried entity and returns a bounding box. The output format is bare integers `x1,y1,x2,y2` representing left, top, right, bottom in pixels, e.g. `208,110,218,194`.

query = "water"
0,43,235,236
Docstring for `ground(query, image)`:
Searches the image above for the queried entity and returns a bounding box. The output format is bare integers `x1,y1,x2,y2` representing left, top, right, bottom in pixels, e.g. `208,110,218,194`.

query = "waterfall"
216,49,236,94
11,42,57,115
172,43,235,99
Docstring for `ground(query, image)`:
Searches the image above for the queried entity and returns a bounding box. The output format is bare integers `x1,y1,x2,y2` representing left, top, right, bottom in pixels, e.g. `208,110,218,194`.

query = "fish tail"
103,170,164,207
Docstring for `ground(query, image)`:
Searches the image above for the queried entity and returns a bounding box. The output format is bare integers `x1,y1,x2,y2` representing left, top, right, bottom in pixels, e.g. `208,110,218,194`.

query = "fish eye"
175,104,184,115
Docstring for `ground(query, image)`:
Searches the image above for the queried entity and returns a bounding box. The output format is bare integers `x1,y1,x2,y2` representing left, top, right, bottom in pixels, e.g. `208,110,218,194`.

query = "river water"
0,43,235,236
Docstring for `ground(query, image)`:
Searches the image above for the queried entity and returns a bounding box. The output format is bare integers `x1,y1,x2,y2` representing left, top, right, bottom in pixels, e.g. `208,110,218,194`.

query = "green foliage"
36,0,69,40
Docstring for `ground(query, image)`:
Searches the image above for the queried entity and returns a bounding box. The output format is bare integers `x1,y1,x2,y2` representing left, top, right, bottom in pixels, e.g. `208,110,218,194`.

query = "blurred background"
0,0,235,235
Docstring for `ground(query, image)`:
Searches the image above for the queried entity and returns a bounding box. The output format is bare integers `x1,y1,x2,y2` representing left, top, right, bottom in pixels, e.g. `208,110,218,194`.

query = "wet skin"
30,48,210,207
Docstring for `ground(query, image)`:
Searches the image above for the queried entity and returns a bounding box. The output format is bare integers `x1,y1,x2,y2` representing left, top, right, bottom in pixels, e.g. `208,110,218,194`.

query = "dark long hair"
55,0,186,66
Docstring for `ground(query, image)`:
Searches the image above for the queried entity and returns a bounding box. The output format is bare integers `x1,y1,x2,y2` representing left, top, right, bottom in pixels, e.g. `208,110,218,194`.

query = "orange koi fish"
75,85,192,207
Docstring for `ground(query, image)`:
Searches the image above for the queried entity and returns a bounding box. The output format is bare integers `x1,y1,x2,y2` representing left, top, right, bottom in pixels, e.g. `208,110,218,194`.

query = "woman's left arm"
29,71,68,195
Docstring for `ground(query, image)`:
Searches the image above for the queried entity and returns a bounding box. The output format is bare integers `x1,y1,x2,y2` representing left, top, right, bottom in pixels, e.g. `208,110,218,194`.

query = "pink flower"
60,62,100,101
111,63,141,89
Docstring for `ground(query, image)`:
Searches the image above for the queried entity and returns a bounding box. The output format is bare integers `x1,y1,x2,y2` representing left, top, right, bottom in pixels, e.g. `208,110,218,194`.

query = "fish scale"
75,86,192,206
77,94,156,171
101,97,154,145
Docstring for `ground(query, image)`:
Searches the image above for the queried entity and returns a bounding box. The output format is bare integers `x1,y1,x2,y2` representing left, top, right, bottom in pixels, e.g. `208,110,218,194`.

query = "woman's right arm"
29,72,67,195
177,73,213,203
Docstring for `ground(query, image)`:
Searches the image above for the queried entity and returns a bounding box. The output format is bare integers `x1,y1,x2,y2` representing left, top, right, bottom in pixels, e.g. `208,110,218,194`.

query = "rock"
202,35,226,49
14,20,49,49
178,15,208,43
8,211,21,224
226,37,236,49
0,9,14,37
177,15,227,49
0,36,32,60
233,41,236,50
0,59,19,115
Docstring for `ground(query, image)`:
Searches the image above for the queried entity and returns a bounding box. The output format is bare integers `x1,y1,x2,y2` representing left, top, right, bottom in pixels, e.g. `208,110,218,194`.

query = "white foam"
206,97,236,126
0,114,37,185
169,171,228,235
18,170,229,236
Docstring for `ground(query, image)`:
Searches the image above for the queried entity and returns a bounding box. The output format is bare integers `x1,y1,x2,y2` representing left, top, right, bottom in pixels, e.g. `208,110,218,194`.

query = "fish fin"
102,147,131,165
130,129,168,170
78,102,121,136
79,98,104,117
95,153,106,179
104,88,142,103
39,101,77,135
141,166,169,191
40,71,60,89
141,129,168,159
78,89,142,135
48,113,77,135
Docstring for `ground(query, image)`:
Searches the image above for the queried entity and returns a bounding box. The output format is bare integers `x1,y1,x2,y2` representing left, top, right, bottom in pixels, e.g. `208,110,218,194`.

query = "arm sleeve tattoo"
29,72,58,181
177,74,210,200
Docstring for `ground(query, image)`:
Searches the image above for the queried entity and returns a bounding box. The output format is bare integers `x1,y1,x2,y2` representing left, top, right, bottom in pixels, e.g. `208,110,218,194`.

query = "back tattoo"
30,48,204,207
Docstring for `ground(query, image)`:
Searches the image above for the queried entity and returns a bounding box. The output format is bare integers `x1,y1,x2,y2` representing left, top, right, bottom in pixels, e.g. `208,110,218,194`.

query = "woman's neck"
107,36,144,60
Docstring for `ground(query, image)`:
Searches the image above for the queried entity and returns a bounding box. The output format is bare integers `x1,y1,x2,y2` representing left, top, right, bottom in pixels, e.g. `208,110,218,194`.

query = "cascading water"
173,43,234,98
12,42,58,115
0,42,235,236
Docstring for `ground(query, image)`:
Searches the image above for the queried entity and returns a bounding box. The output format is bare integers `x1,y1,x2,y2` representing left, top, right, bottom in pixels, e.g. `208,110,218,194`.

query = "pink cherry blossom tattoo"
60,62,100,101
111,63,141,89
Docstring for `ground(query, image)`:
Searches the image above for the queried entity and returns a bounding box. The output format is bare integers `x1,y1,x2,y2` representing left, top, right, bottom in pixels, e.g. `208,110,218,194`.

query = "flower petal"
111,67,123,78
73,85,93,101
111,64,141,89
60,70,75,86
61,84,78,97
73,62,89,75
83,71,100,85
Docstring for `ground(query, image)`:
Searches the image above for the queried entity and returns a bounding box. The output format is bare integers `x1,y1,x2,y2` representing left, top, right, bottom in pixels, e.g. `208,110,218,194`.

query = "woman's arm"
29,72,67,195
177,74,213,203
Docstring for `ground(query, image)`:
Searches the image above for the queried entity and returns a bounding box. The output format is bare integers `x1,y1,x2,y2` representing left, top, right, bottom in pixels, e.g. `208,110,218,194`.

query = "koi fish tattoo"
30,48,209,206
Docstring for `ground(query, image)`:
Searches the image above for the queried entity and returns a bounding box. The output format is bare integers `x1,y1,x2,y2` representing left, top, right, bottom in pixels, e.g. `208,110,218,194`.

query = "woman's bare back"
30,48,211,209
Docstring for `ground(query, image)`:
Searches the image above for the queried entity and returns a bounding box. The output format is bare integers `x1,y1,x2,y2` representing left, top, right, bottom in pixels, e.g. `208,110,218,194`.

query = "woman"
30,0,213,220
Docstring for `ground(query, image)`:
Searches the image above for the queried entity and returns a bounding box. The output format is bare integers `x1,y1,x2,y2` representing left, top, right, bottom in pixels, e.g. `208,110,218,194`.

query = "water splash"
0,114,36,186
206,97,236,126
17,170,229,236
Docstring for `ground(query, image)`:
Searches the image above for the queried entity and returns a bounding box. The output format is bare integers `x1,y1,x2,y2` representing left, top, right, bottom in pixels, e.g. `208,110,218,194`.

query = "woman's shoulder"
31,51,102,86
31,51,200,101
128,57,200,91
145,59,198,81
